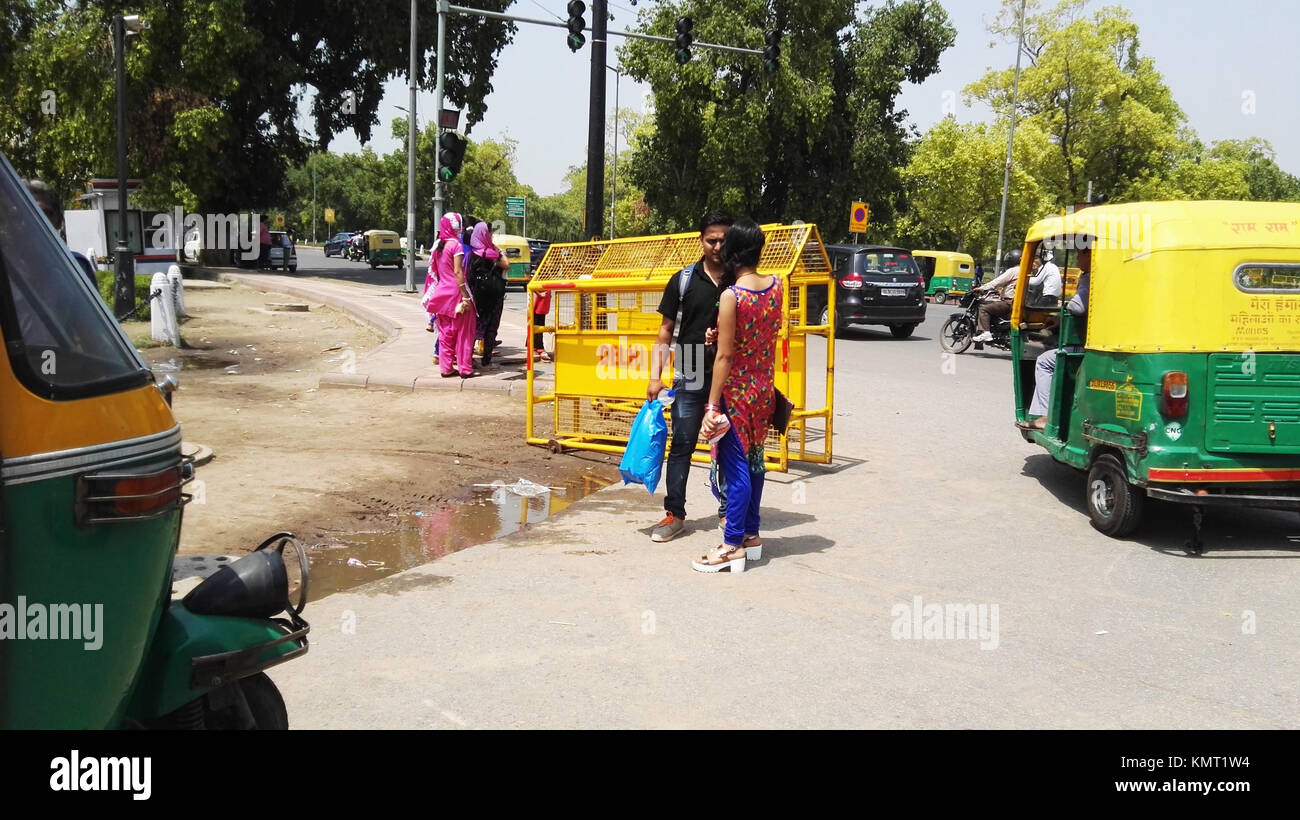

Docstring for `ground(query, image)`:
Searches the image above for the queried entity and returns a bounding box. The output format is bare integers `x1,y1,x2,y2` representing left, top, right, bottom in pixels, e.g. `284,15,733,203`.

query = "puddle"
150,353,240,372
305,471,614,598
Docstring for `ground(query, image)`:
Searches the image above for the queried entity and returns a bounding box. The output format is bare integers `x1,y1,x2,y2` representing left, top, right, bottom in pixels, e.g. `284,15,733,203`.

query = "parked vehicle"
915,250,975,304
268,230,297,272
323,231,352,257
364,229,402,268
0,152,310,728
810,244,926,338
1013,200,1300,552
527,237,551,273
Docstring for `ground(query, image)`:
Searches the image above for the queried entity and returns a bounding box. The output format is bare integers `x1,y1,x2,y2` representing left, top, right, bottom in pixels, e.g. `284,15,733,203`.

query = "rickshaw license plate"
882,288,906,296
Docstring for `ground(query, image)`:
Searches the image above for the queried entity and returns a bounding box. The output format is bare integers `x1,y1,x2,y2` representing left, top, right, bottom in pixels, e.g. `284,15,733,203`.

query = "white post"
150,272,179,346
167,264,186,318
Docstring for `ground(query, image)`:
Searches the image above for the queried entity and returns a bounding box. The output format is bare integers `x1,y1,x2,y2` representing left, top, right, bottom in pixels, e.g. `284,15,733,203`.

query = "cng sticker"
1165,421,1183,441
1089,378,1117,392
1114,376,1142,421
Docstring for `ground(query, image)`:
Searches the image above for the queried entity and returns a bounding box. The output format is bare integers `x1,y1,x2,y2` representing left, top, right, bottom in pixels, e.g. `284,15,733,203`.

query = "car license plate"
882,288,906,297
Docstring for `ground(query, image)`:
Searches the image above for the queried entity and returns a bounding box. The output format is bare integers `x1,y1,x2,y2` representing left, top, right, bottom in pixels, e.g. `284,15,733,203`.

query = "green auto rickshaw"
914,250,975,304
365,229,402,268
1012,200,1300,551
0,152,310,728
493,233,531,287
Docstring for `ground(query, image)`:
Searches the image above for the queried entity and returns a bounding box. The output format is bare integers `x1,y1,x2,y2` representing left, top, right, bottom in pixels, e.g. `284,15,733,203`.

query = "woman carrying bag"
696,220,782,574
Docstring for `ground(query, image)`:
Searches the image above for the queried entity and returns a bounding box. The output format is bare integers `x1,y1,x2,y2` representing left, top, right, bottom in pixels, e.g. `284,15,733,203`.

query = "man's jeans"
664,385,727,520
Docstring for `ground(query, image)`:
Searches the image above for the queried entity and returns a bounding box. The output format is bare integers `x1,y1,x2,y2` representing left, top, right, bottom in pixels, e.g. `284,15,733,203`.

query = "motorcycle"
939,289,1012,353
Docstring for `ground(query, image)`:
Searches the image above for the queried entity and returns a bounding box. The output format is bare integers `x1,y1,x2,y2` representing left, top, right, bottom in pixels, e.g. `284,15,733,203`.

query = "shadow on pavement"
744,534,835,566
1021,453,1300,558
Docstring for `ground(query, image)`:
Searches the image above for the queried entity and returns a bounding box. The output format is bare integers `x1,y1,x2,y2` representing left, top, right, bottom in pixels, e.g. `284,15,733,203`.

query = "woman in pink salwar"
425,212,479,378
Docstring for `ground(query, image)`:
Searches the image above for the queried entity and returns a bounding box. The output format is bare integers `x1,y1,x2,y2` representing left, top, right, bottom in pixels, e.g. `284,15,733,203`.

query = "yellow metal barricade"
524,223,836,471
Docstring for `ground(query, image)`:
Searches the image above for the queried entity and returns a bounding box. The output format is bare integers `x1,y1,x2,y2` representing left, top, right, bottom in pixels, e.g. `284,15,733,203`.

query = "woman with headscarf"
467,221,510,366
422,212,479,378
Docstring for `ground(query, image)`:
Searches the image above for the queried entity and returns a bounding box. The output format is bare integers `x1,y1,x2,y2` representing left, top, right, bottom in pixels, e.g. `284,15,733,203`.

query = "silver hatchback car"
268,231,297,272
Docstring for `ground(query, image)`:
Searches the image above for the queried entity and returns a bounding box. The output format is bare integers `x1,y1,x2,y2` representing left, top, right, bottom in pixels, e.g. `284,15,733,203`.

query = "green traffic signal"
566,0,586,52
568,32,586,51
438,131,467,181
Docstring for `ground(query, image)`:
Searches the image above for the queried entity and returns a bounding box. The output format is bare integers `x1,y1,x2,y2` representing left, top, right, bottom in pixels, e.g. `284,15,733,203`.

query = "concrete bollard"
150,272,180,346
167,264,187,317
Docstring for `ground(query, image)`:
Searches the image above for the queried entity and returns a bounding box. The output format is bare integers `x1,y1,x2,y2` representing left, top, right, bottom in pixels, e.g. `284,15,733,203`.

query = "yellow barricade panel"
526,224,836,470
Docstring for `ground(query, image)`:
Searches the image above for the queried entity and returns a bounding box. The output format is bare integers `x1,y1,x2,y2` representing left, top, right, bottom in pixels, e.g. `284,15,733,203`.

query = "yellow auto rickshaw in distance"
914,249,975,304
1011,200,1300,552
364,229,402,268
493,233,531,287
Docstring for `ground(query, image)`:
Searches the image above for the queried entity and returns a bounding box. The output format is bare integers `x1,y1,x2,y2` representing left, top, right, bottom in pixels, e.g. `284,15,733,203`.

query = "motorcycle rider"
973,248,1066,343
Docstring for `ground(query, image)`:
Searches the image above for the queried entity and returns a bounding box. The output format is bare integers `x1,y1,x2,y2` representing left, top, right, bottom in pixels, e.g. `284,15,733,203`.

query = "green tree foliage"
1,0,516,215
966,0,1185,206
619,0,954,238
896,117,1052,261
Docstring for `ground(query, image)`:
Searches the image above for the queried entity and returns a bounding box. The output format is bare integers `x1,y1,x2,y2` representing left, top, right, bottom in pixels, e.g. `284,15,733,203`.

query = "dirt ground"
126,283,616,568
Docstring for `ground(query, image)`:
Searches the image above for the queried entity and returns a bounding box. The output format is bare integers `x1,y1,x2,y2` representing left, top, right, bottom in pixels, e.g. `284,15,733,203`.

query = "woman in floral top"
696,219,782,573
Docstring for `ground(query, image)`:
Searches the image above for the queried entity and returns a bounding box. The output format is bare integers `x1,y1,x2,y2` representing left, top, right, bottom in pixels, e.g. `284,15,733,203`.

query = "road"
275,245,1300,728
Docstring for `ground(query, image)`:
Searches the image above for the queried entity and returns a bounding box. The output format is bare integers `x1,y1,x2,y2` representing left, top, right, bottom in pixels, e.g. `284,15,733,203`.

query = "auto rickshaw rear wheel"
933,290,947,304
1086,453,1143,537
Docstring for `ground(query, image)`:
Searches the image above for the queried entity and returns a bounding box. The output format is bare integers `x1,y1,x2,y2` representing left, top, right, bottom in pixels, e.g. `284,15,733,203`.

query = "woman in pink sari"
424,212,479,378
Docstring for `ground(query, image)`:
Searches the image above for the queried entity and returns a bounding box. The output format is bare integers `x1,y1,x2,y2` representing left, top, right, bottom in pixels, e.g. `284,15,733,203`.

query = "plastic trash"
346,557,366,568
619,399,668,494
657,388,675,407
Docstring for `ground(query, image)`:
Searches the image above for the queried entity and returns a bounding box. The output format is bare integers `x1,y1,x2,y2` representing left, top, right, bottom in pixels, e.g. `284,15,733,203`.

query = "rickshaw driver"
1018,246,1090,431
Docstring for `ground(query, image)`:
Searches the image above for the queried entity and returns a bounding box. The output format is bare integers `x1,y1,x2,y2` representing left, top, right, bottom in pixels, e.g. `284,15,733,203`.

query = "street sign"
505,197,526,219
850,201,869,234
324,208,335,224
274,214,285,227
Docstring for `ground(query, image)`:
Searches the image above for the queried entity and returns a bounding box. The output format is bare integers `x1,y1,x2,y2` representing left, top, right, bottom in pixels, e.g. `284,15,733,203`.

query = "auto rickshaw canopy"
1014,201,1300,353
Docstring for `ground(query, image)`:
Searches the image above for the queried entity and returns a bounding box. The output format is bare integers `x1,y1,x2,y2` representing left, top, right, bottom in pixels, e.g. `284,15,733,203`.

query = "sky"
324,0,1300,198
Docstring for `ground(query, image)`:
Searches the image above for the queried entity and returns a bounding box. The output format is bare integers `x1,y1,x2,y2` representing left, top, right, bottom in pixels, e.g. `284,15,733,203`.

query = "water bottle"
657,388,675,407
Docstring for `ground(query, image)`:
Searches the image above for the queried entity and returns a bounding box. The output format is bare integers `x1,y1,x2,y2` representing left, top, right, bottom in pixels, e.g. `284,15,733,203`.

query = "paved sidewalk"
219,272,550,396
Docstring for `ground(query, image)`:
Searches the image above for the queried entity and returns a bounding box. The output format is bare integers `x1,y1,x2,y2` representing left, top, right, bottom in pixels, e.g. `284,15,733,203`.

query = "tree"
897,117,1052,261
1,0,518,215
967,0,1184,206
619,0,955,239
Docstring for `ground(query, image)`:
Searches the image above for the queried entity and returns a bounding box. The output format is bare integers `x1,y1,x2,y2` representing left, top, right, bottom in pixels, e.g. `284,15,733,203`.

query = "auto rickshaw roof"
364,229,398,238
1024,201,1300,255
911,249,974,262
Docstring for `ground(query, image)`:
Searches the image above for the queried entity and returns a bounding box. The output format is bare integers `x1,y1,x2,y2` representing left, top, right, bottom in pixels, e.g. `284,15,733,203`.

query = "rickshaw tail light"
1161,372,1189,418
113,472,181,515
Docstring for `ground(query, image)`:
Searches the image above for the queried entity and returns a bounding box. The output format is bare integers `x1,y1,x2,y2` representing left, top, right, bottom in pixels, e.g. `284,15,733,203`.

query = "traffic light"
674,17,693,64
566,1,586,52
438,131,467,181
763,30,782,73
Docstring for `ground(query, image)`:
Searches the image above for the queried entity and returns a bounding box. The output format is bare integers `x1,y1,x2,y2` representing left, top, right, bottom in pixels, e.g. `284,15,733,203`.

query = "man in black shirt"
646,211,733,542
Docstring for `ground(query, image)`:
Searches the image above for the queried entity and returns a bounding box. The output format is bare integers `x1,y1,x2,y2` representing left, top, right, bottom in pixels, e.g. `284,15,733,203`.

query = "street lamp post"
112,14,145,319
607,64,619,240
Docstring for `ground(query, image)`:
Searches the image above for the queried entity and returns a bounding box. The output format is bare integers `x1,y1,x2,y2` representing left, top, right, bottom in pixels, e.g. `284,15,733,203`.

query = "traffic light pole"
434,3,762,241
433,0,449,237
584,1,607,240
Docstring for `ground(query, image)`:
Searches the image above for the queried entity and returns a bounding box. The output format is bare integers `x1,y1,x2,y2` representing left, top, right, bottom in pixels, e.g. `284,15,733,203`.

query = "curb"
210,270,547,396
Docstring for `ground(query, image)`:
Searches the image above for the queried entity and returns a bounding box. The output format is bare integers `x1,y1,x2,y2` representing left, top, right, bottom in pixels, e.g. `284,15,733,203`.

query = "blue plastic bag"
619,400,668,494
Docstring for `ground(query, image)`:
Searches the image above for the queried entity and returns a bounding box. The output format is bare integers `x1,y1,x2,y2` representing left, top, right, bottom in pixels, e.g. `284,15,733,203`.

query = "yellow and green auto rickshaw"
0,152,309,728
493,233,531,287
1011,200,1300,552
914,250,975,304
365,229,402,268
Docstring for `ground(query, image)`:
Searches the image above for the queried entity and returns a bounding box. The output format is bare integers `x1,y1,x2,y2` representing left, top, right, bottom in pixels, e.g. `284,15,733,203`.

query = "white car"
268,231,297,272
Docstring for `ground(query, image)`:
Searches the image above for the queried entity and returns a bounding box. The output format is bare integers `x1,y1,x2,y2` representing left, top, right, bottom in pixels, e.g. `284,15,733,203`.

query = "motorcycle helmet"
1002,248,1022,270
